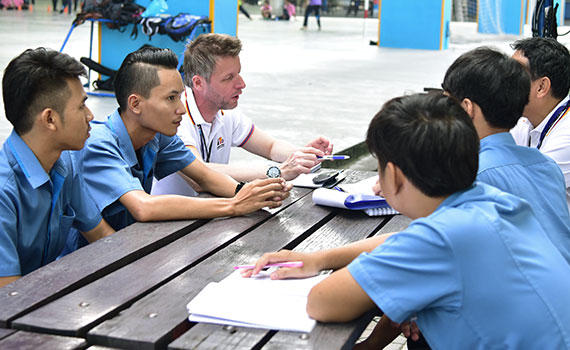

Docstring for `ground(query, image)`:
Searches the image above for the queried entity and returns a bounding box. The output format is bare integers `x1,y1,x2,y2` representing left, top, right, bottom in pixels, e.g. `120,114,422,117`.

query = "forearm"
183,164,238,198
81,219,115,243
267,139,297,163
0,275,20,288
132,194,238,221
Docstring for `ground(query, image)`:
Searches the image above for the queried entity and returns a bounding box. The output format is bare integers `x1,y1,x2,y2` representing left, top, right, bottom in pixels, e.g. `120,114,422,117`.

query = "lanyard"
536,99,570,149
196,124,214,162
184,90,219,163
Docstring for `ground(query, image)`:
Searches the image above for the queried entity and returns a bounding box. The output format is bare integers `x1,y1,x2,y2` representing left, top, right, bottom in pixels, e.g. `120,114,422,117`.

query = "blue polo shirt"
0,131,102,276
348,183,570,350
478,132,570,263
77,109,195,231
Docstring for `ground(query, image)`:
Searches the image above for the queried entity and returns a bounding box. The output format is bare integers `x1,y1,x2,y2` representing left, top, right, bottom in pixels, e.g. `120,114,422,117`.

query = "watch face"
267,166,281,178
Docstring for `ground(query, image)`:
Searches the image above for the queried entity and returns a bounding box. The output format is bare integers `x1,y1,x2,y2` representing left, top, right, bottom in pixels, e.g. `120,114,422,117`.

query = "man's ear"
39,108,58,132
191,75,205,91
388,162,406,195
536,76,552,99
461,98,475,120
127,94,142,115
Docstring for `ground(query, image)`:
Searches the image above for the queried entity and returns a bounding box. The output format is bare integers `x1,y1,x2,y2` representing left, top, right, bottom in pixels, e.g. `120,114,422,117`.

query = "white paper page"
187,272,329,333
338,176,379,195
311,188,350,208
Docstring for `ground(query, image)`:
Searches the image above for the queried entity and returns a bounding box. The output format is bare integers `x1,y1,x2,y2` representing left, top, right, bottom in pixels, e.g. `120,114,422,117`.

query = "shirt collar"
6,130,67,189
479,132,516,149
533,95,570,134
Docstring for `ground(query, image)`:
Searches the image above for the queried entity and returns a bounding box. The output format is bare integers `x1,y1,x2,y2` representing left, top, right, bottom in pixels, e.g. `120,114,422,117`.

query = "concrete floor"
4,1,569,167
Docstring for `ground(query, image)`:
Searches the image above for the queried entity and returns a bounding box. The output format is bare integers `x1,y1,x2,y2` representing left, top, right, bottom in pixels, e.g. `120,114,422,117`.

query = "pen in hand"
317,155,350,160
234,261,304,270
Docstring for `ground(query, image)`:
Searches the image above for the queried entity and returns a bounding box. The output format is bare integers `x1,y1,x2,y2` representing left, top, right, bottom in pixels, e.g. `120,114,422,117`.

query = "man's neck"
478,127,509,140
191,88,218,124
530,97,565,128
121,110,156,151
20,131,61,174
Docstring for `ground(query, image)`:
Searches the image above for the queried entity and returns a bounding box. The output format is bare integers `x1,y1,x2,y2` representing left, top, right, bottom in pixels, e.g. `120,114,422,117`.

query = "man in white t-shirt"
152,33,333,196
510,37,570,210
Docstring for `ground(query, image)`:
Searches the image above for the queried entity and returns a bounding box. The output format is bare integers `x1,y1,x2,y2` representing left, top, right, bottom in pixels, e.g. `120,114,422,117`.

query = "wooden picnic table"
0,170,411,350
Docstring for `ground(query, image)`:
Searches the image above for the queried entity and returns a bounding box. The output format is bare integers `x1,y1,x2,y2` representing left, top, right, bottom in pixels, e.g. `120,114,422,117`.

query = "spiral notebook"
312,177,399,216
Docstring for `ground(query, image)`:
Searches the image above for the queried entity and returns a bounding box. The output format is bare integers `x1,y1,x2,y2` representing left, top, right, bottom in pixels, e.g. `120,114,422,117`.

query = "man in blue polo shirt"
442,47,570,262
0,48,115,288
244,94,570,349
74,47,290,235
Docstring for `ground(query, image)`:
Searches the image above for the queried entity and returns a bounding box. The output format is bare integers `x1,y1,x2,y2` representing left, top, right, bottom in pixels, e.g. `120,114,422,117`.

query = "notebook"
312,176,399,216
187,270,329,333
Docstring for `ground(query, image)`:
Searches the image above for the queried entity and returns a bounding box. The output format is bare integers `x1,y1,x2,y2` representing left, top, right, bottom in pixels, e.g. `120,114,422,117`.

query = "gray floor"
4,1,567,167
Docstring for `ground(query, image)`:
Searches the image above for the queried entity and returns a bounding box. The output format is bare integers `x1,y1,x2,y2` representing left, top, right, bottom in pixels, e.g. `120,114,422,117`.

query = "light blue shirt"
478,132,570,263
348,183,570,350
77,109,195,231
0,131,102,276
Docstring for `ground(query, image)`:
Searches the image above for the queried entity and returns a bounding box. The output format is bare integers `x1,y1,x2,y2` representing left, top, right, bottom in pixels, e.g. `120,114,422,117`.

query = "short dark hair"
2,47,86,135
366,93,479,197
442,47,530,129
183,33,242,87
114,47,179,111
511,37,570,99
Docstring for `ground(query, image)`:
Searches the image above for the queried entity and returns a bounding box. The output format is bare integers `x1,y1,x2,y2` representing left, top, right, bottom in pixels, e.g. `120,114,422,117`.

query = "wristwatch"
266,165,281,178
235,181,246,195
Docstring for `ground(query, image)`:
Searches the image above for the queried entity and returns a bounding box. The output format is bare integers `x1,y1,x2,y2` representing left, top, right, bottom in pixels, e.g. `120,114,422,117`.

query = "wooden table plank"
167,323,271,350
172,205,397,349
262,309,380,350
0,330,86,349
11,189,310,337
0,328,16,341
87,191,335,349
0,218,206,328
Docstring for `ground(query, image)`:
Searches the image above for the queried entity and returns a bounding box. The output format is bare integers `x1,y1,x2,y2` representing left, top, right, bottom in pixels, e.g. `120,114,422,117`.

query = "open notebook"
312,176,399,216
187,270,329,333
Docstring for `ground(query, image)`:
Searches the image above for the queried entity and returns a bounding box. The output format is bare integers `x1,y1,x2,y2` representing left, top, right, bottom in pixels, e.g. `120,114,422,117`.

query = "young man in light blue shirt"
244,93,570,349
0,48,115,288
74,47,290,235
442,47,570,264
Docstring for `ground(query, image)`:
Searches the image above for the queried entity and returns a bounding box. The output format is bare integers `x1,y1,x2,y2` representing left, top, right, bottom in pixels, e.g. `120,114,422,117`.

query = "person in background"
261,0,272,19
238,0,253,20
276,0,296,20
301,0,321,30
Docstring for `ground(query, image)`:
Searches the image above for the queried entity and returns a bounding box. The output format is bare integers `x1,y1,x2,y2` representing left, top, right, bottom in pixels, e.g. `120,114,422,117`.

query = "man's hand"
391,319,421,341
306,136,333,155
231,178,292,215
239,249,323,279
279,147,323,180
372,177,382,196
